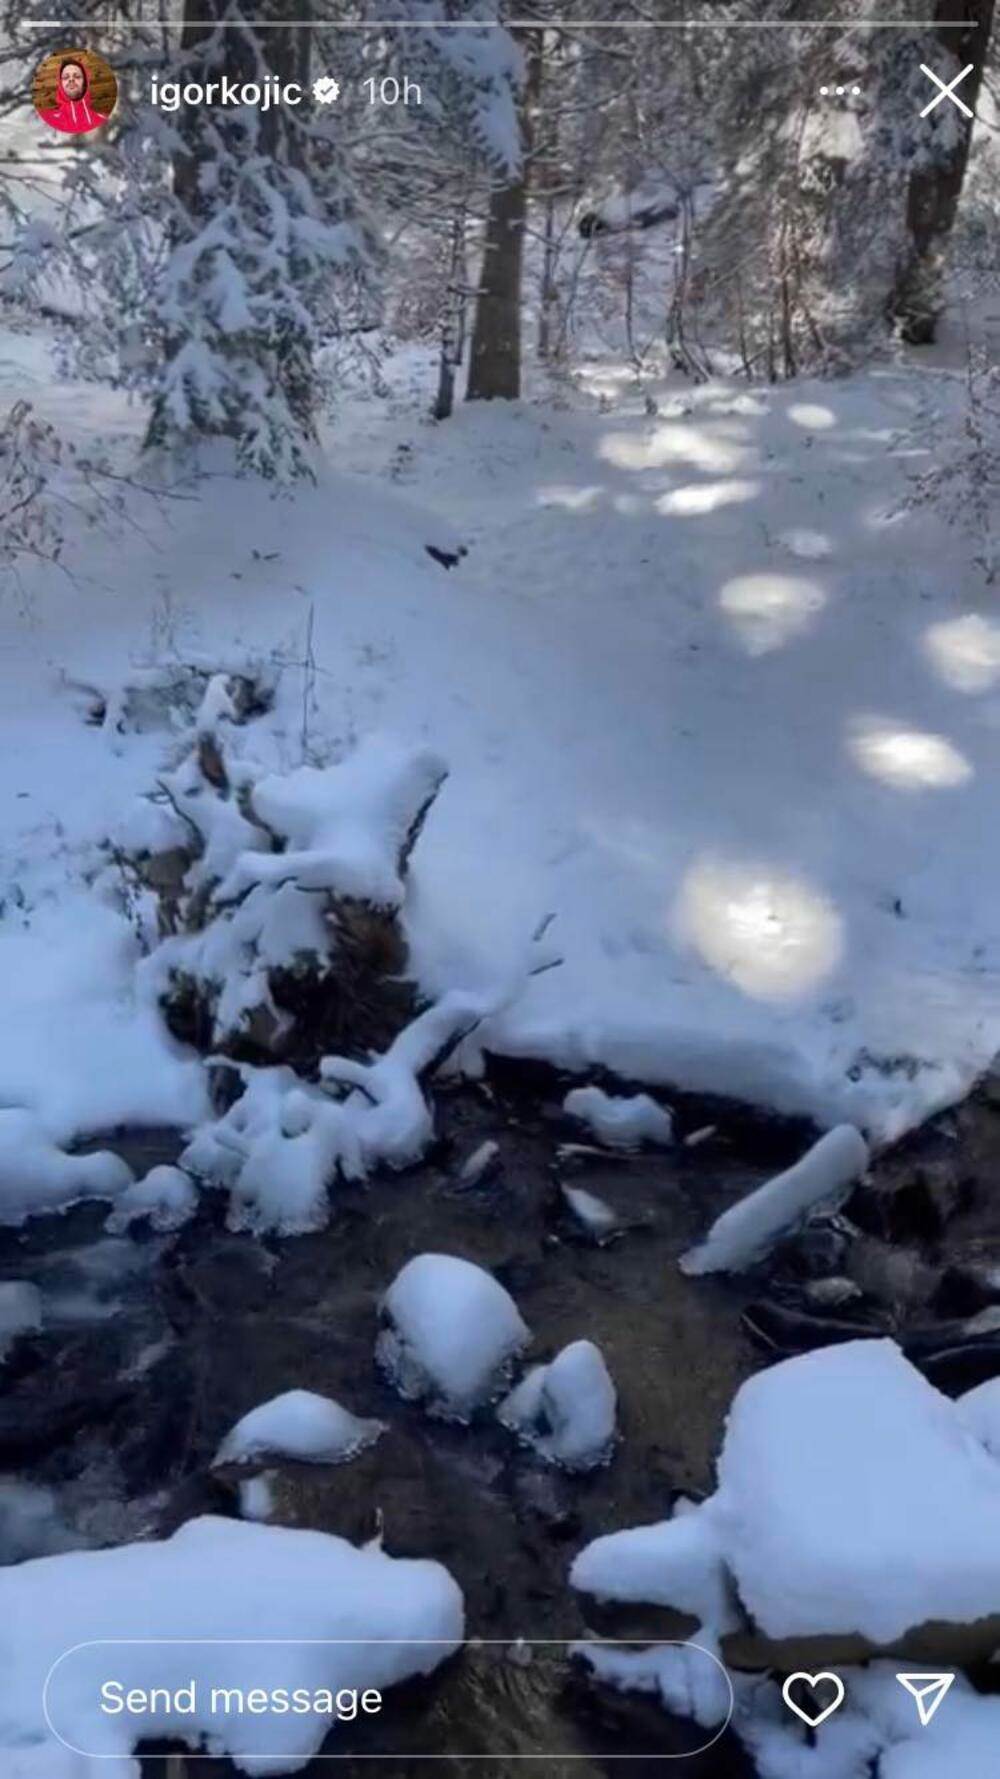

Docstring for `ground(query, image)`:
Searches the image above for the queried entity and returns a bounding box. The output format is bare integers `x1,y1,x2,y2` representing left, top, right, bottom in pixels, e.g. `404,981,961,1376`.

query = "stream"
3,1057,999,1775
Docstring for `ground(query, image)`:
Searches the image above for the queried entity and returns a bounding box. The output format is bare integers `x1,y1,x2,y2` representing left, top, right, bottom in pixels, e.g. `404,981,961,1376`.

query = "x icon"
919,63,975,118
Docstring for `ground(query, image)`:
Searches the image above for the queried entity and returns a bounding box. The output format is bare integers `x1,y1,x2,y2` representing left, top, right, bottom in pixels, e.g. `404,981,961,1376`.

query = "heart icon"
781,1670,846,1728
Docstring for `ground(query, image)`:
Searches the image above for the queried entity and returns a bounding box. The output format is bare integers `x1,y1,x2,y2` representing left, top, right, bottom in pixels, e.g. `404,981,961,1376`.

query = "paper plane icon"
895,1672,955,1727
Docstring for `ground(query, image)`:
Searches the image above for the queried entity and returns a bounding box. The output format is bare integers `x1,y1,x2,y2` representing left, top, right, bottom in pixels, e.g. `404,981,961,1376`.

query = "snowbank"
680,1124,869,1275
214,1390,384,1468
498,1339,617,1470
377,1253,530,1420
563,1086,673,1150
3,1516,463,1776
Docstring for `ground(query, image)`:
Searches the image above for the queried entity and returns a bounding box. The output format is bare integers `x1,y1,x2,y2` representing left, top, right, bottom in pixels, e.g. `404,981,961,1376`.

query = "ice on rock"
239,1472,276,1522
0,1515,463,1776
105,1165,197,1234
0,1281,42,1357
571,1499,742,1632
377,1253,530,1421
563,1086,674,1150
499,1339,617,1471
680,1123,869,1275
214,1389,384,1468
0,1109,133,1227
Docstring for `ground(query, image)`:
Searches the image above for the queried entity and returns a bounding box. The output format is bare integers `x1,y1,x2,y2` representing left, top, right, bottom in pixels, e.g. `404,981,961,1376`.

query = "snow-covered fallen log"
679,1123,868,1275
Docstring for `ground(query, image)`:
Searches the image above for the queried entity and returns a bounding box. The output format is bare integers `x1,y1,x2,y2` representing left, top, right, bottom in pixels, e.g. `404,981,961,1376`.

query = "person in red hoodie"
39,59,109,135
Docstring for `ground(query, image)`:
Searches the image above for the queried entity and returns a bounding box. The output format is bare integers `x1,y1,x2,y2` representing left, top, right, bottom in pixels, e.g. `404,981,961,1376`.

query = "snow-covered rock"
214,1389,384,1468
0,1280,42,1357
105,1165,197,1235
563,1086,674,1150
499,1339,617,1471
680,1123,868,1275
572,1338,1000,1649
377,1253,530,1421
0,1109,133,1227
1,1515,463,1776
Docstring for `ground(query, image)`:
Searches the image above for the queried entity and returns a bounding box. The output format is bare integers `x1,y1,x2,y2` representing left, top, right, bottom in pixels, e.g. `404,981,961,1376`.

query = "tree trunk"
466,33,540,402
434,199,469,421
888,0,995,344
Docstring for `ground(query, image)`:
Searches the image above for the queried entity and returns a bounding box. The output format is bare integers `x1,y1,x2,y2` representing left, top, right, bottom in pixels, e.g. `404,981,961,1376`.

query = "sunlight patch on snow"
537,484,603,512
717,572,826,655
848,718,973,790
656,479,760,516
598,423,746,475
787,401,836,430
673,856,843,1001
923,615,1000,694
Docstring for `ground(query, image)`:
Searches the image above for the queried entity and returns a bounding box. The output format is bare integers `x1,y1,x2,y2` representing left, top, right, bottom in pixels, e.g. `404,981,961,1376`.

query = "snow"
105,1164,197,1234
956,1377,1000,1459
572,1339,1000,1648
562,1086,674,1150
239,1472,277,1522
214,1390,384,1468
716,1339,1000,1642
680,1124,870,1275
2,1515,463,1777
220,739,447,906
571,1500,742,1633
0,1280,43,1355
180,991,503,1234
377,1252,530,1421
561,1182,619,1240
498,1339,617,1470
2,337,1000,1155
736,1665,1000,1779
0,1109,134,1228
574,1641,732,1739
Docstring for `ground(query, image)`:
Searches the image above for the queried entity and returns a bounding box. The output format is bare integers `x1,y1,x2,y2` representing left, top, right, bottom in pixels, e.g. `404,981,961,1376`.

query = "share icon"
895,1673,955,1727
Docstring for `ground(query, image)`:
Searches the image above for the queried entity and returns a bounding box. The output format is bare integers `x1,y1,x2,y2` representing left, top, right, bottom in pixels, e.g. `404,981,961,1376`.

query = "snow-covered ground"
2,330,999,1158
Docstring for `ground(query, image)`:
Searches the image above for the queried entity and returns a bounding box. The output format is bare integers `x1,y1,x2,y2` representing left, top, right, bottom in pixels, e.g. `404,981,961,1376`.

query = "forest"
1,3,1000,1778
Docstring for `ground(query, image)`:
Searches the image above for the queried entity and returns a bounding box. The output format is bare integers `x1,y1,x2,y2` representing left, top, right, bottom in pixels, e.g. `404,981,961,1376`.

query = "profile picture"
33,48,117,136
